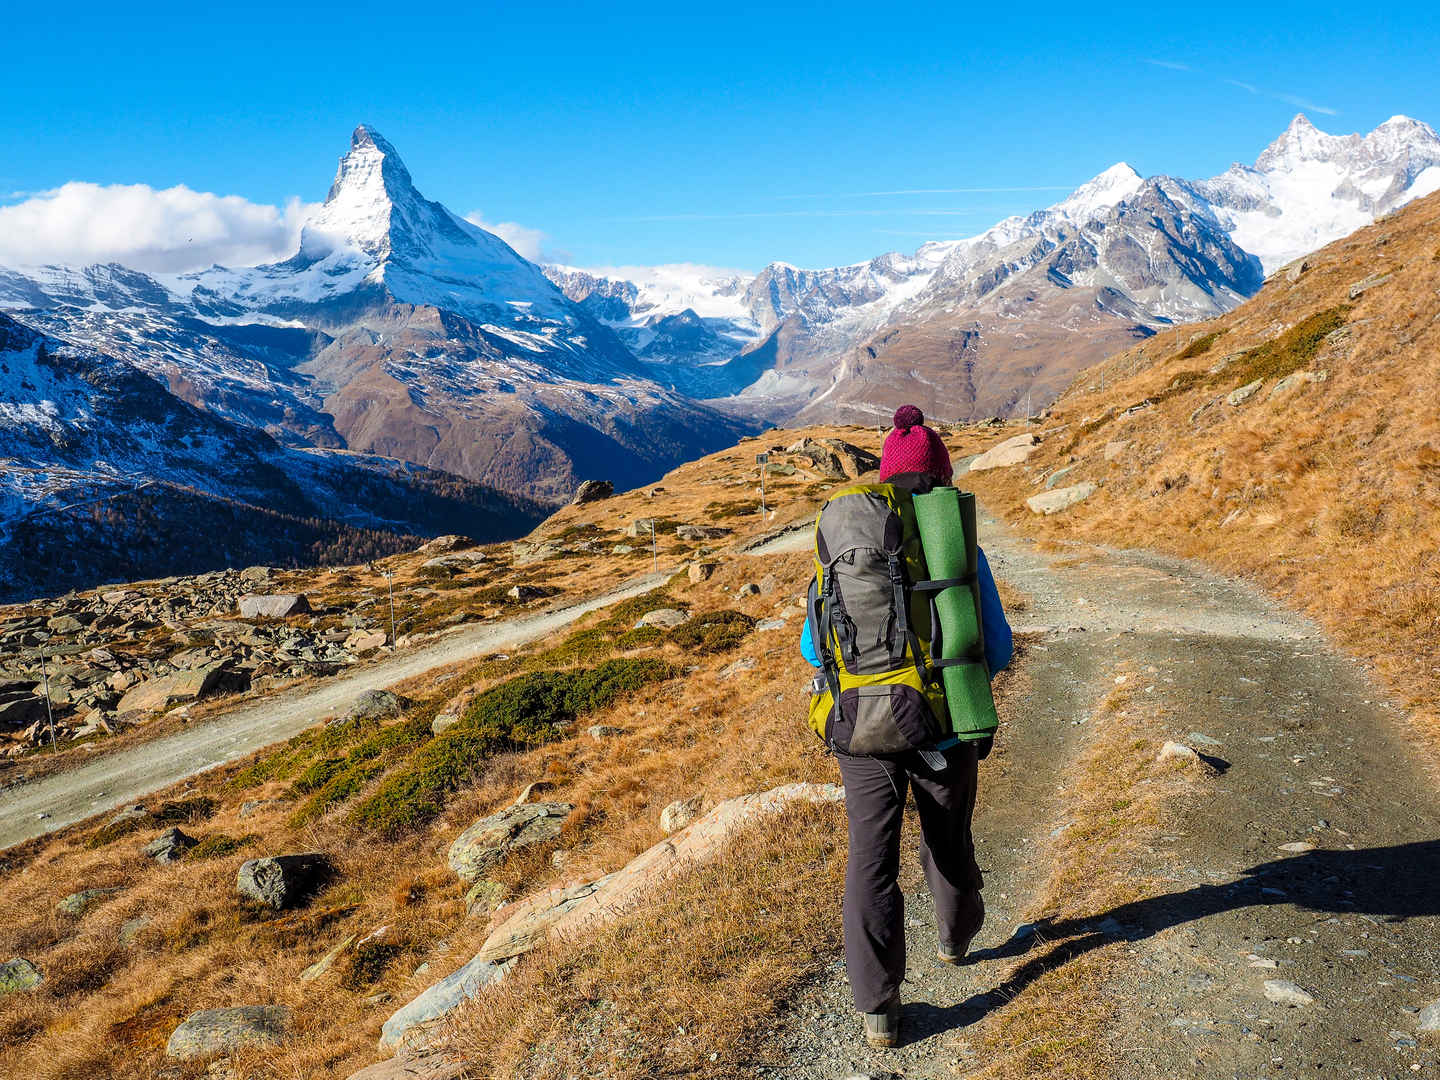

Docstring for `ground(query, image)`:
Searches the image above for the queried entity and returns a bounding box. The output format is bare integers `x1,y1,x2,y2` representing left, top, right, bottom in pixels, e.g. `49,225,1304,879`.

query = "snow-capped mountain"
0,126,754,503
0,313,546,601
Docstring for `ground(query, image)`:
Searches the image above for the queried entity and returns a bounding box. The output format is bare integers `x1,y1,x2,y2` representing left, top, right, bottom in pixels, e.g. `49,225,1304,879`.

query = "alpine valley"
3,114,1438,598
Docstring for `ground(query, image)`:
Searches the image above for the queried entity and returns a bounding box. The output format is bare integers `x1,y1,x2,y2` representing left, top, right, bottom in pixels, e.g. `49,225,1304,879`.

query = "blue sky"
2,0,1438,272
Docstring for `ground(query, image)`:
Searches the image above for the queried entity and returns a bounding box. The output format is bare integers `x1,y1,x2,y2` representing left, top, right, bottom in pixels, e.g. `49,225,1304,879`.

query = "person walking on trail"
800,404,1012,1049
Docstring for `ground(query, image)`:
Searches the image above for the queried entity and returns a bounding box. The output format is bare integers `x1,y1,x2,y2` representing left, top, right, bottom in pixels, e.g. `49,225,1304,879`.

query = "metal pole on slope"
40,648,56,749
385,568,397,646
650,519,657,575
756,452,769,519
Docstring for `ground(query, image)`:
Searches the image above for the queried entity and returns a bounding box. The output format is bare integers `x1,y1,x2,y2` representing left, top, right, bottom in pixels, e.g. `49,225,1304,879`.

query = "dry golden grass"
957,675,1208,1079
967,189,1440,771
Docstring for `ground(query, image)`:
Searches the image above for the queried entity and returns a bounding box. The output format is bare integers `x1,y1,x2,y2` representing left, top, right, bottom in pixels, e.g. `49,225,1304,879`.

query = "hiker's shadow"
916,838,1440,1039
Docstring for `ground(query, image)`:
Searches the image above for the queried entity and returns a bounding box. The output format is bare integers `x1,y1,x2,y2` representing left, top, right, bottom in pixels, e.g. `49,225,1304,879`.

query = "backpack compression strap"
812,570,845,740
912,574,985,674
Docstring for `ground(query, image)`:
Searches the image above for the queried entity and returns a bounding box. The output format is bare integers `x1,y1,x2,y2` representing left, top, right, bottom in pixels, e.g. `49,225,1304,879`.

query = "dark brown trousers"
835,743,985,1012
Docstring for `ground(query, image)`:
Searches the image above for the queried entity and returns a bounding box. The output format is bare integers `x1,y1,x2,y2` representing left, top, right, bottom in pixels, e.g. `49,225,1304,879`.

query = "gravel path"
755,508,1440,1078
0,570,672,850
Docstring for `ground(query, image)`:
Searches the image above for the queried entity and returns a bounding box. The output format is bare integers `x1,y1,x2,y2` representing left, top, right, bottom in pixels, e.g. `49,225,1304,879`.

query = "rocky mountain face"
551,114,1440,423
0,127,754,511
0,314,546,602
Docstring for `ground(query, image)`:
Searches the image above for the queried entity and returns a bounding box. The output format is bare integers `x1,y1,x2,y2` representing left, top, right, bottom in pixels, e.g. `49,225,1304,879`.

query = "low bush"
348,658,675,836
1219,305,1349,386
184,833,260,861
669,610,756,654
1175,329,1224,361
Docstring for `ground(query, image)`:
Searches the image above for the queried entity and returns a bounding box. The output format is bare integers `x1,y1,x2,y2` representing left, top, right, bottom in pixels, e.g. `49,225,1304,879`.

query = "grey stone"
299,934,356,983
431,712,460,736
1263,979,1315,1006
464,879,506,917
378,953,514,1049
660,795,703,834
1026,483,1096,516
165,1005,290,1060
1268,370,1328,399
1418,999,1440,1032
587,724,624,739
755,618,788,631
1104,440,1129,462
736,583,761,597
237,594,311,619
145,827,197,864
237,853,332,909
506,584,549,602
446,803,573,883
512,781,554,805
117,663,230,714
687,562,718,583
0,958,43,994
570,480,613,504
1227,379,1263,406
57,886,124,916
675,524,732,541
1043,465,1077,490
345,689,415,723
1348,271,1392,299
119,916,152,947
636,607,689,629
718,657,757,680
1158,741,1199,763
969,432,1039,472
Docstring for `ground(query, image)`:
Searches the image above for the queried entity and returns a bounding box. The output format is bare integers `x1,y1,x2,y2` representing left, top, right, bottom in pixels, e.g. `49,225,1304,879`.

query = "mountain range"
2,114,1437,597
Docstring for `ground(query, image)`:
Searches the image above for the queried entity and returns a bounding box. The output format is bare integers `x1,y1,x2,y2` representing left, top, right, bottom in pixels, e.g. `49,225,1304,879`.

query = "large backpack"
805,482,951,755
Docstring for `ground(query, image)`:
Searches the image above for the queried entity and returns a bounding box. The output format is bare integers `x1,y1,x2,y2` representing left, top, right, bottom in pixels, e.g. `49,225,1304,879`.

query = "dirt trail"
761,507,1440,1078
0,570,674,851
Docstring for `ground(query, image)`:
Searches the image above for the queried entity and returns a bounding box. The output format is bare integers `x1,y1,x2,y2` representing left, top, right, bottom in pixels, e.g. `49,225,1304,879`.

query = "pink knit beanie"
878,405,953,484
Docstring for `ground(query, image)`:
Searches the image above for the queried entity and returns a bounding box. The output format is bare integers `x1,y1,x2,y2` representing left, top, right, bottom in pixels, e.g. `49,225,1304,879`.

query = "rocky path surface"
0,570,673,850
759,510,1440,1079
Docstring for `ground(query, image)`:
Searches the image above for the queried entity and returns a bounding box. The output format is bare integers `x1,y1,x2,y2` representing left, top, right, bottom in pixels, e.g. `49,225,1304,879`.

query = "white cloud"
464,211,547,262
0,182,317,274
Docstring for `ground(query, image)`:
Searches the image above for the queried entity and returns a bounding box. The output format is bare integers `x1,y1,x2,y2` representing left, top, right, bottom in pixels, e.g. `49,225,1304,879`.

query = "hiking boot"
862,994,900,1048
937,928,980,966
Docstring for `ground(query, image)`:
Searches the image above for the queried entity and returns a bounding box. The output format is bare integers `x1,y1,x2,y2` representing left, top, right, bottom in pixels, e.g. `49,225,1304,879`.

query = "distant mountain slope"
0,127,755,503
0,314,546,602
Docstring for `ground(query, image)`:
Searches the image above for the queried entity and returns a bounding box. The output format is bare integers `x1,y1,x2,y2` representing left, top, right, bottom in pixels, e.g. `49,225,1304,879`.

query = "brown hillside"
965,188,1440,757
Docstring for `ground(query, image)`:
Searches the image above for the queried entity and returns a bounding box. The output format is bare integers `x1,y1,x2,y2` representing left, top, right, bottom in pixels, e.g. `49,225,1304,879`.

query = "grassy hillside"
965,188,1440,760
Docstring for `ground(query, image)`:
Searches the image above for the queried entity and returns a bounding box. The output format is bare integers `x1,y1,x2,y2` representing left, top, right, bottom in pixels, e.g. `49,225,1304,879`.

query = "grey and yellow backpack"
805,482,983,755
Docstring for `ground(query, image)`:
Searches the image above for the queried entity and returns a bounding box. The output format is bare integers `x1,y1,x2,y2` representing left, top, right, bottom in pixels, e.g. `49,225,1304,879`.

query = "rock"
660,795,703,834
57,886,124,916
1268,370,1328,399
755,617,788,632
512,781,554,806
1158,741,1199,763
587,724,624,739
430,713,460,736
346,1055,468,1080
512,542,564,565
299,934,356,983
1227,379,1263,406
464,879,505,917
237,594,311,619
165,1005,290,1060
345,689,415,723
378,953,516,1050
688,562,718,583
675,524,732,541
1026,482,1097,516
238,799,281,819
736,583,761,597
416,535,474,555
1278,841,1316,853
0,692,46,730
611,544,635,555
817,439,881,477
718,657,757,680
969,433,1039,472
237,853,332,909
145,827,197,864
1042,465,1077,490
119,916,152,947
346,630,388,655
117,663,229,714
446,803,573,883
570,480,614,504
1348,271,1392,299
0,957,43,994
1283,258,1310,283
382,783,845,1046
1263,979,1315,1006
623,519,655,539
506,585,549,602
636,607,689,629
1104,440,1129,462
1418,999,1440,1032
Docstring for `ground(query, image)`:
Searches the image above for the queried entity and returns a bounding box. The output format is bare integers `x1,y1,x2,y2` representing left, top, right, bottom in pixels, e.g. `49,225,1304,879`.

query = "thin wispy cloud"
608,207,1000,223
777,185,1075,200
1277,94,1339,116
1143,60,1340,117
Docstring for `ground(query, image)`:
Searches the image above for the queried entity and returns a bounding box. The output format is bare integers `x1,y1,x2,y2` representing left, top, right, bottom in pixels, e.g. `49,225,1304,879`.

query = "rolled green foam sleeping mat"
911,488,999,740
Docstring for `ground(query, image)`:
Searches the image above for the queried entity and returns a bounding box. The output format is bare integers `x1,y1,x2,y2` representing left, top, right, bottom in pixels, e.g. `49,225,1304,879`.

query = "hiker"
800,404,1012,1049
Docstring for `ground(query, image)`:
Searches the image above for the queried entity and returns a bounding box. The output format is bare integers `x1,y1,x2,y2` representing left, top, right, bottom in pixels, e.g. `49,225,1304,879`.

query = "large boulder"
416,535,475,555
570,480,614,505
969,432,1040,472
117,663,231,715
57,886,124,916
165,1005,290,1060
0,958,42,994
636,608,689,630
0,692,46,730
447,803,573,883
378,953,516,1049
238,594,311,619
343,689,414,724
1026,482,1097,516
675,524,732,542
816,438,880,477
237,853,332,910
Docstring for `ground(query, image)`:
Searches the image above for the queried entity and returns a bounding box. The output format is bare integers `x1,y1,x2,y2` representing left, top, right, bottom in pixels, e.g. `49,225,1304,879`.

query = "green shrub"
669,610,756,654
343,943,403,989
86,796,218,849
1219,306,1349,387
348,659,674,836
704,500,761,519
184,833,260,861
1176,329,1224,361
287,716,432,826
